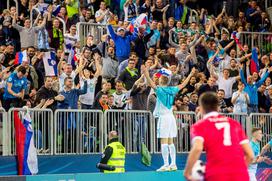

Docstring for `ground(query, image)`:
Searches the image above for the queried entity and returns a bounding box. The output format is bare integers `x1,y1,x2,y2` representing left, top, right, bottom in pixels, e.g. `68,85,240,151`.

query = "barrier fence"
6,108,53,156
104,110,153,153
1,109,272,156
54,109,104,155
77,22,108,50
239,32,272,56
250,113,272,150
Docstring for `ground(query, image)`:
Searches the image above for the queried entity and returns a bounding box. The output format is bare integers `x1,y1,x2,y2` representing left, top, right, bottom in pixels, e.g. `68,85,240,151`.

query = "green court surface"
26,171,185,181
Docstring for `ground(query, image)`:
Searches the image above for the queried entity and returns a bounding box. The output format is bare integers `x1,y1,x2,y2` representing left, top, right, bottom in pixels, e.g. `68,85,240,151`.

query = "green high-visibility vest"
104,141,126,173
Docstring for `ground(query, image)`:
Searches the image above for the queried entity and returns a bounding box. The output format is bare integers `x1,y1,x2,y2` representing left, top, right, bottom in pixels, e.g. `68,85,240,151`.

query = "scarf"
126,67,138,77
53,28,64,49
181,5,188,24
99,100,109,111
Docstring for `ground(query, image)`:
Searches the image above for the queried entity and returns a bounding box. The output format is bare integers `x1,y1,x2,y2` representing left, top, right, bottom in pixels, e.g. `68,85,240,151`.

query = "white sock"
169,144,176,166
161,144,169,166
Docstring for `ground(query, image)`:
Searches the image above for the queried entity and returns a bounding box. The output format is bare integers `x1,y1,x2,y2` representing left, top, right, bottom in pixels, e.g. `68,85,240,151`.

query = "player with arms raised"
184,92,254,181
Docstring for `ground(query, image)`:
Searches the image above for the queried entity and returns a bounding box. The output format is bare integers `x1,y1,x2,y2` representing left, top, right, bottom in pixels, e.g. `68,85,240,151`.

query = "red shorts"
206,173,249,181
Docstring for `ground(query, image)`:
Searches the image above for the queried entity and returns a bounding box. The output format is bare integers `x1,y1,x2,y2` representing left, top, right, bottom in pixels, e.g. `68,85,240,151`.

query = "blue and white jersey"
3,72,27,99
153,86,179,117
249,140,260,173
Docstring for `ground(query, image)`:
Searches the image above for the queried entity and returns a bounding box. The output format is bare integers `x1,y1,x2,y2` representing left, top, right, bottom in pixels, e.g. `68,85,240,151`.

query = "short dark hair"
115,80,123,85
17,66,27,75
64,77,72,83
218,89,225,93
199,92,219,113
252,127,262,134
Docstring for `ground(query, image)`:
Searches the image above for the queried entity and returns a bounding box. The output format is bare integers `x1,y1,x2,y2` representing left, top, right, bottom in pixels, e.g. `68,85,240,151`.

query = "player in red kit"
184,92,254,181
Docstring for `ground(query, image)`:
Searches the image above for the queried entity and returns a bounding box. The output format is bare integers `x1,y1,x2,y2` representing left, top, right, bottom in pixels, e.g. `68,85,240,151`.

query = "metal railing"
239,32,272,56
2,109,272,155
153,112,197,153
250,113,272,149
54,109,104,155
265,0,272,9
220,113,251,137
7,0,19,14
77,22,108,49
0,108,8,156
104,110,153,153
6,108,54,156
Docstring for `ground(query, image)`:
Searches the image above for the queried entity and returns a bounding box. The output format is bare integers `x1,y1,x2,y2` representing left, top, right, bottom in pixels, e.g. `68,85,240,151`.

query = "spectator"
198,76,217,96
59,64,76,91
146,21,160,49
123,0,138,22
134,26,154,61
78,58,102,109
93,92,109,111
95,1,113,24
58,77,87,109
188,92,198,111
240,67,272,113
63,25,79,64
175,0,190,24
3,66,27,111
102,46,119,84
112,80,130,109
35,76,65,111
34,15,50,50
107,24,137,63
231,81,249,114
212,68,240,106
258,84,271,113
47,7,64,51
12,13,47,50
217,89,233,113
139,0,152,21
118,58,139,90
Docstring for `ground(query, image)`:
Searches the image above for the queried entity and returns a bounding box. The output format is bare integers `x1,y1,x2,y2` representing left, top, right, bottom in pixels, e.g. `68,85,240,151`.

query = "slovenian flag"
129,13,148,33
250,48,259,73
15,50,28,65
14,111,38,175
156,68,172,78
43,51,58,76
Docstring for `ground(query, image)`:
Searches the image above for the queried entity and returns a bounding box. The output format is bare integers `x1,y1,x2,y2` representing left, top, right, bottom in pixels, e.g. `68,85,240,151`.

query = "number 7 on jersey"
215,122,232,146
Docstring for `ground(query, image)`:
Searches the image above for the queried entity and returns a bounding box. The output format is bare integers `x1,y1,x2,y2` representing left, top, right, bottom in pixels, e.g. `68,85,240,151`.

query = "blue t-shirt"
155,86,180,109
249,140,260,171
3,72,27,99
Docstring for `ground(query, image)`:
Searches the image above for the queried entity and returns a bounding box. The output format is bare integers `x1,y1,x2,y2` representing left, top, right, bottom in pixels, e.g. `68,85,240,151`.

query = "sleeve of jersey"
238,124,249,145
191,123,205,144
268,139,272,146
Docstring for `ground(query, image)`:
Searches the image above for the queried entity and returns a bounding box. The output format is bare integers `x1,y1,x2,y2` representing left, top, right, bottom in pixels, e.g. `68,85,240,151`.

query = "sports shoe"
156,165,170,172
169,165,178,171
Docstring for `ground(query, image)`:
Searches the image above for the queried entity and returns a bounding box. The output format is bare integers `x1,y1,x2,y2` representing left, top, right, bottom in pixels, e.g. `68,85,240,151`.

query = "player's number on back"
215,122,232,146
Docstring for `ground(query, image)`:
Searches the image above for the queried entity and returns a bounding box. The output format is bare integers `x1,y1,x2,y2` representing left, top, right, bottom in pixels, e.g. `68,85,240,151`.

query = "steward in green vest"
99,131,126,173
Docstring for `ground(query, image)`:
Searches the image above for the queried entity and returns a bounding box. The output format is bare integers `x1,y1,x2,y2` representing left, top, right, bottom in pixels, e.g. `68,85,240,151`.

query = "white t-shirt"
59,71,76,91
112,91,130,109
64,33,79,51
217,76,236,99
95,9,109,24
79,78,97,105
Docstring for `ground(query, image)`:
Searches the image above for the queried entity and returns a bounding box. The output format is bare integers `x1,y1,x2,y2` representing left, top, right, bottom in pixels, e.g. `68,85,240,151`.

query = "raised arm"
178,67,196,90
107,24,117,41
256,67,272,88
239,68,247,86
141,65,156,89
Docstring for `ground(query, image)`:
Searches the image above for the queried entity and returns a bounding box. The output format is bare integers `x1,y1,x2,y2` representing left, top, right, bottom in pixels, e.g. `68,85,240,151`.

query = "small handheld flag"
43,51,58,76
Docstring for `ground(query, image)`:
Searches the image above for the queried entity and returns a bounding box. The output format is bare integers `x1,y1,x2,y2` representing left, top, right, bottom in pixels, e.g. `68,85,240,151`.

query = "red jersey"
191,112,249,178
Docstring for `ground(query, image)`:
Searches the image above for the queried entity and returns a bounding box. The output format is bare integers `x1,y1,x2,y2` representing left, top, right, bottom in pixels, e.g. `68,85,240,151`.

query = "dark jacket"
35,86,58,110
134,30,154,60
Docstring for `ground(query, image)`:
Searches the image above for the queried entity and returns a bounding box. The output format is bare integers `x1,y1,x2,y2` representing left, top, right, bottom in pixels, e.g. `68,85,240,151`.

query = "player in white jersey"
142,65,196,171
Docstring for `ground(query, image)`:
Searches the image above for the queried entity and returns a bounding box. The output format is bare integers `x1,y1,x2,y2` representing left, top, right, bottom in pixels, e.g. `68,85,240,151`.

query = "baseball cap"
117,27,125,32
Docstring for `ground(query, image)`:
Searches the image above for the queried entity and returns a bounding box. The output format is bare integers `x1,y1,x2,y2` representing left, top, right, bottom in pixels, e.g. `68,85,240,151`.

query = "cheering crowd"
0,0,271,115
